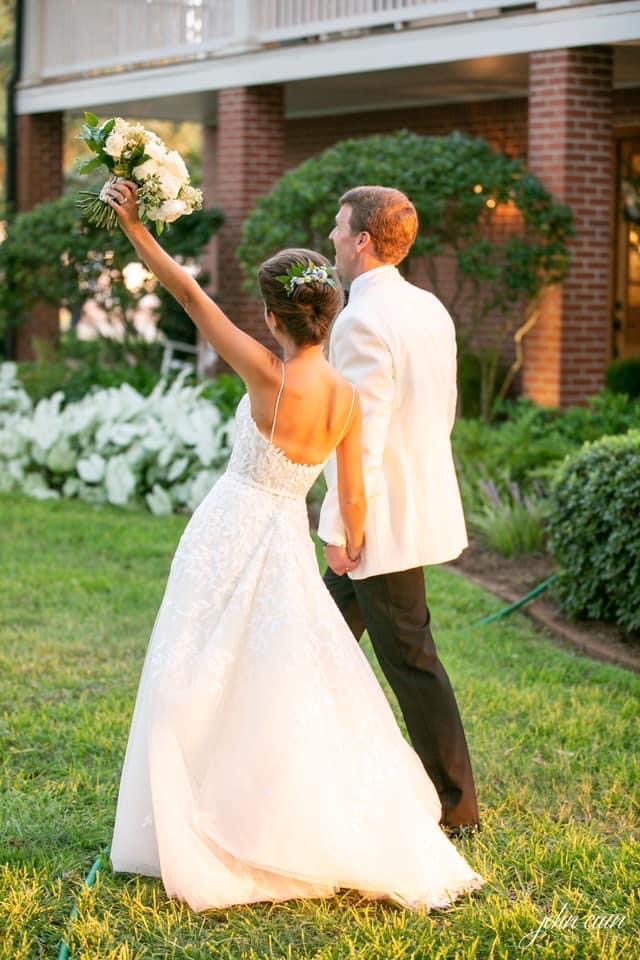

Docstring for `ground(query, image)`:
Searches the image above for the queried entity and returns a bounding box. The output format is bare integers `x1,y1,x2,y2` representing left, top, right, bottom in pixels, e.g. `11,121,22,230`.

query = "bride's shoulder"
328,370,360,410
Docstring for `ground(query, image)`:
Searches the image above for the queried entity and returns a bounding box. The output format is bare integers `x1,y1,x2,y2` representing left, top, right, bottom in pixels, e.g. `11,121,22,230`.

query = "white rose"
144,139,167,162
113,117,129,137
104,132,125,158
164,150,189,183
133,158,160,181
155,199,188,223
156,168,182,200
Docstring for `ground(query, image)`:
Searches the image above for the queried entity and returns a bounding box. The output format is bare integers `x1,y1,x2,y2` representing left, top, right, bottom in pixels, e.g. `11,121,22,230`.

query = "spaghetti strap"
335,383,356,447
270,360,286,444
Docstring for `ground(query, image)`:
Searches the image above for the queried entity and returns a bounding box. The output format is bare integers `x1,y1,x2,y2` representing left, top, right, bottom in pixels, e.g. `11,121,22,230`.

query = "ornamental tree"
238,131,573,419
0,193,223,352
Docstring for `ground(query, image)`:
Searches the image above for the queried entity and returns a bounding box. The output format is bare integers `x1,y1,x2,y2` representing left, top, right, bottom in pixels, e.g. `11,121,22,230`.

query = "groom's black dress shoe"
440,822,481,840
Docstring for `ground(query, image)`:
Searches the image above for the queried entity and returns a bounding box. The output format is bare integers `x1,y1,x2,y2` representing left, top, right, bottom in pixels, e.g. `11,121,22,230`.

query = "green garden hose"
57,574,558,956
469,573,559,627
58,846,110,960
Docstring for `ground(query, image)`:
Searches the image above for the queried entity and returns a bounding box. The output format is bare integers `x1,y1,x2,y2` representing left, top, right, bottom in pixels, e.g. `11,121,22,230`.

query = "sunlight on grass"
1,494,638,958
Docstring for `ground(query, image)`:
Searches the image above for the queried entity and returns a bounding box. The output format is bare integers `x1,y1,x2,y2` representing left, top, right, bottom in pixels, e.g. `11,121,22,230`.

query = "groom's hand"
325,544,359,576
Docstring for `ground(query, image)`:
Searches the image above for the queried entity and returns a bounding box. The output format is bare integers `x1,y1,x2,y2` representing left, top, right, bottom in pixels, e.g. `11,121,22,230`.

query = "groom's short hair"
339,186,418,265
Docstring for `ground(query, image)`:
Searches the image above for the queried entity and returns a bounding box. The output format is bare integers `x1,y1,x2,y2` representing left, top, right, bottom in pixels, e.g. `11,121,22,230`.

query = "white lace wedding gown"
110,389,485,912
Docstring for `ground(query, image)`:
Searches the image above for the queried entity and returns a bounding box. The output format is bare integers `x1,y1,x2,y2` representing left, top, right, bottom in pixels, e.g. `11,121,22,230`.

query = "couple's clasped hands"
325,543,363,577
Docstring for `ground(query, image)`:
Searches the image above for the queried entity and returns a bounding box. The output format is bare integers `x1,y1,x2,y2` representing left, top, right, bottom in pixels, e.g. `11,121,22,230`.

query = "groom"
319,185,480,834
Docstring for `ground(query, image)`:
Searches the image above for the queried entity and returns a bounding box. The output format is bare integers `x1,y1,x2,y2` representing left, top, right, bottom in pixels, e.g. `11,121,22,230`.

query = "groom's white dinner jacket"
318,264,468,579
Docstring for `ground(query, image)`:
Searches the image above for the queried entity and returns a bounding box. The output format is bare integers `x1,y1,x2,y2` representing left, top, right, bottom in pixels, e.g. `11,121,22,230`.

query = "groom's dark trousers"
323,564,480,829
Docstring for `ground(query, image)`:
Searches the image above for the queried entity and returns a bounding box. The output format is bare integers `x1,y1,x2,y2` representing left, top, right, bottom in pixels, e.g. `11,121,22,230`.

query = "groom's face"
329,204,360,284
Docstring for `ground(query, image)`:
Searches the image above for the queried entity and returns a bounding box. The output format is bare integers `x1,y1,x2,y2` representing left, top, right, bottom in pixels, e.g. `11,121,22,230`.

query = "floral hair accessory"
275,260,337,296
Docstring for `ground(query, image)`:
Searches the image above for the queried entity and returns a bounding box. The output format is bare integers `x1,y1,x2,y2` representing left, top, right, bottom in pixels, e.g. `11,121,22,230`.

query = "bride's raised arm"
105,180,278,386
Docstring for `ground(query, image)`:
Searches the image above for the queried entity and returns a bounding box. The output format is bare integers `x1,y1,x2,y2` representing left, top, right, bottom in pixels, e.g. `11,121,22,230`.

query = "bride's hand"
325,543,361,576
105,179,141,230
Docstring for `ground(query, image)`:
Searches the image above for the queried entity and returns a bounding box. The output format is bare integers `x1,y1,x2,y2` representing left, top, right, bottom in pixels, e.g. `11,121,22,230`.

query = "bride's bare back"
249,355,356,467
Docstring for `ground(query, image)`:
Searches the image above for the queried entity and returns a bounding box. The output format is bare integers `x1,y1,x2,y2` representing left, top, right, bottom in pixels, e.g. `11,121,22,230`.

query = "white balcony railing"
23,0,597,85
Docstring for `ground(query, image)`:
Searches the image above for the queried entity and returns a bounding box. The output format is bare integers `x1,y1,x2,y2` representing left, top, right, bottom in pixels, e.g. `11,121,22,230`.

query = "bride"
105,180,485,912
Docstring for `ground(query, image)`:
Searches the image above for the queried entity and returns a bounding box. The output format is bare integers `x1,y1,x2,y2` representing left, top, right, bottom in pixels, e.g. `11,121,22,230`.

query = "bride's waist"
224,466,309,502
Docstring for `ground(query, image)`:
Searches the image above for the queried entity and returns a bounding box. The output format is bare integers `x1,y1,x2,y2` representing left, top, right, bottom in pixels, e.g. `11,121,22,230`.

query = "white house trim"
16,1,640,116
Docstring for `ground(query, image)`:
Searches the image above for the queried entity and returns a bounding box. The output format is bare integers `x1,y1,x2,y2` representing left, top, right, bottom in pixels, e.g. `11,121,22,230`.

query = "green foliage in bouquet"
547,431,640,633
76,113,142,176
238,130,573,419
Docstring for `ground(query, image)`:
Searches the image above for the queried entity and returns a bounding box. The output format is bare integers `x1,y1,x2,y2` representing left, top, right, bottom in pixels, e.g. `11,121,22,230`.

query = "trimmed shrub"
547,431,640,632
606,358,640,399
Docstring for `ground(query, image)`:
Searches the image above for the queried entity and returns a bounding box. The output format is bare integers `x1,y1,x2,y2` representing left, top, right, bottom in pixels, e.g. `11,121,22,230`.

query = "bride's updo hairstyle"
258,248,344,347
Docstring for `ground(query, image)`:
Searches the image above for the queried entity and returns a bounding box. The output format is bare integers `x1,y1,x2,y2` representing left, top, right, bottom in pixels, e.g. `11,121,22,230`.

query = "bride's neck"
282,343,326,363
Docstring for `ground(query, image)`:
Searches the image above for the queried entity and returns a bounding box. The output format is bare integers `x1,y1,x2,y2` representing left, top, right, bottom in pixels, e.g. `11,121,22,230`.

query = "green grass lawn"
1,494,638,959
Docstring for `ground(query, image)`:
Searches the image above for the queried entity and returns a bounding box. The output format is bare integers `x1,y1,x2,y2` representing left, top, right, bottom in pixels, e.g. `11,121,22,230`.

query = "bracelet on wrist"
346,542,362,562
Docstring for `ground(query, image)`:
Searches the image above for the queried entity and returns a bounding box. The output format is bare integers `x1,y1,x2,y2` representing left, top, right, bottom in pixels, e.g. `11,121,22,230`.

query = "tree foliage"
0,0,16,203
0,193,223,347
238,131,574,417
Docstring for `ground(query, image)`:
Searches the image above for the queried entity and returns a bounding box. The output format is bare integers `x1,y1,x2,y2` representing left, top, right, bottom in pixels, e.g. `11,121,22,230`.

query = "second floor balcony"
22,0,639,78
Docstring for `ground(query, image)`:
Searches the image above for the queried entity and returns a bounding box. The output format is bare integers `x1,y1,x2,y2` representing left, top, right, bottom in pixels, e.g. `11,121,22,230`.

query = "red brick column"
201,125,219,297
15,112,64,360
524,47,613,406
215,85,285,362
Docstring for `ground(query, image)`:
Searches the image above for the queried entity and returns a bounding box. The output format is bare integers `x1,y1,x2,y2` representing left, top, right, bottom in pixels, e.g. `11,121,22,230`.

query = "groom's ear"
356,230,373,253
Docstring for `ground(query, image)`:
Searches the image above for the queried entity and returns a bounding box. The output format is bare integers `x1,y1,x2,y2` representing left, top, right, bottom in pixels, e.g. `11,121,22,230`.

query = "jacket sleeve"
318,310,395,546
448,325,459,433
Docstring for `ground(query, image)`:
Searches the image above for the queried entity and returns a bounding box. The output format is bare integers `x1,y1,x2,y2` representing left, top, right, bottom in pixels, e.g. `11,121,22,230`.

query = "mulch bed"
446,540,640,675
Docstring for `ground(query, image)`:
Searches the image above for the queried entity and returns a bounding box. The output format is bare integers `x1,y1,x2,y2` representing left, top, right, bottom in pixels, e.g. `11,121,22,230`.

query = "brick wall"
15,112,64,360
215,85,285,361
16,112,64,211
285,97,528,170
525,47,613,406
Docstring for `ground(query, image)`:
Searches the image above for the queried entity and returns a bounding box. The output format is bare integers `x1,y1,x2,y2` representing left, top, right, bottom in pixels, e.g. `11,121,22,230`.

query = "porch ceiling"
66,45,640,126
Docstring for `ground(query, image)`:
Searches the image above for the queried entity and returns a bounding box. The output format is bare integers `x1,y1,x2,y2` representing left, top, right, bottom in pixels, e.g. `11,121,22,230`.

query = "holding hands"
325,542,363,576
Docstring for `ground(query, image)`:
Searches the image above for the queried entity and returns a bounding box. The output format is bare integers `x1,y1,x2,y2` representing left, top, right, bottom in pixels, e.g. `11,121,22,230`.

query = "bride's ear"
264,308,281,337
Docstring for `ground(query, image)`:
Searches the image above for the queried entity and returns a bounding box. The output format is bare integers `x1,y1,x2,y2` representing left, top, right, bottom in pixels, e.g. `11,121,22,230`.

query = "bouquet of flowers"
76,113,203,235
